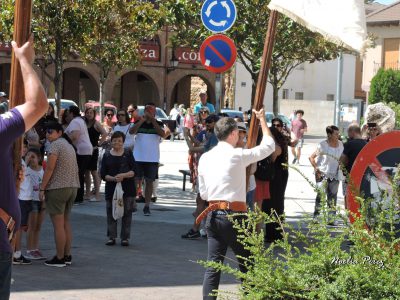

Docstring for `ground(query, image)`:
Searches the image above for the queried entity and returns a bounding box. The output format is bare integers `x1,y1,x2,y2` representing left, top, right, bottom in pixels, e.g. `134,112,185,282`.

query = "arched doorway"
170,75,215,110
0,63,11,94
112,71,159,109
63,68,99,108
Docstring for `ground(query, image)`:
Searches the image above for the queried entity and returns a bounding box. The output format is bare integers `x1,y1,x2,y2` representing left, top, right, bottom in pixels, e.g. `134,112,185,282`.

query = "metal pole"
215,73,221,112
334,51,343,127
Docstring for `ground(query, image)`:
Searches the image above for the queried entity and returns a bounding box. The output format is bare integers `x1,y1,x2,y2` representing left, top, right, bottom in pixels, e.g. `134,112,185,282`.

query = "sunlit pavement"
11,136,343,300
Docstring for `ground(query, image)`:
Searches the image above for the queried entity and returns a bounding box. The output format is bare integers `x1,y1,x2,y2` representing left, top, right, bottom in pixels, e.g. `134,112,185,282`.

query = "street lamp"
167,52,179,73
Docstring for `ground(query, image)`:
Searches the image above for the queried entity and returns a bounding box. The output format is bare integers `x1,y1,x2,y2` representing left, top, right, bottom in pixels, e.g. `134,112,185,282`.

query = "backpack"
254,155,275,181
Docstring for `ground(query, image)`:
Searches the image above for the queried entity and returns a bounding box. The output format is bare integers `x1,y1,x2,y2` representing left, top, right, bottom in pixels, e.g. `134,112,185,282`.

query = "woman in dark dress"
84,107,107,201
262,118,292,242
100,131,136,246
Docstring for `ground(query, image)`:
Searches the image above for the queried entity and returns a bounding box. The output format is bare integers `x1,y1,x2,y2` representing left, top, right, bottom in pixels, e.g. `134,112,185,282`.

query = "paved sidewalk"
10,137,344,300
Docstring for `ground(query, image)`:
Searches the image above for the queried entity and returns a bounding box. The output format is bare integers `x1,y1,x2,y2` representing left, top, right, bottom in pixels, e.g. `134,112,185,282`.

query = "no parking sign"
200,34,237,74
347,131,400,223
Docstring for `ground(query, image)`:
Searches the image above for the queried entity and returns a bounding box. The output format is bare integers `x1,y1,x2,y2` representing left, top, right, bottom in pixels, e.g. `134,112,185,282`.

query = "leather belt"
0,208,16,242
195,201,247,225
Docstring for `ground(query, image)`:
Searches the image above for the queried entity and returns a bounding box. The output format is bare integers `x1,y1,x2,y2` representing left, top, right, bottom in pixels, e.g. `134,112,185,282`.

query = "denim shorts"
134,162,159,181
19,200,33,227
31,201,44,213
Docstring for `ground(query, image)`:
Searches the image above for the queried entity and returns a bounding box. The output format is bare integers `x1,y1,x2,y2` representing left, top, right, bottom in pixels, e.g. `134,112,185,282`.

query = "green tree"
78,0,165,117
1,0,90,115
164,0,343,114
369,68,400,105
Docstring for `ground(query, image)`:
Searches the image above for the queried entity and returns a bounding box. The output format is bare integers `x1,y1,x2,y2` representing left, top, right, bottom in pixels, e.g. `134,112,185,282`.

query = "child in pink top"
183,108,195,129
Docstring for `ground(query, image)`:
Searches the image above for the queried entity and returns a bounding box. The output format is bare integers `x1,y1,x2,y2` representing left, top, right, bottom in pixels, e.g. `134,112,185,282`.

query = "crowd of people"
0,36,393,300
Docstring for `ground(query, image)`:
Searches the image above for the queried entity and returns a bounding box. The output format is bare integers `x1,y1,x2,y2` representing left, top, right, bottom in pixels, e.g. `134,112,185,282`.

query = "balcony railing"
373,61,400,74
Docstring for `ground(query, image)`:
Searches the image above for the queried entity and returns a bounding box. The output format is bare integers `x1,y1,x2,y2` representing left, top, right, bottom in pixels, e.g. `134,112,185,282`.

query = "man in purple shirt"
0,35,48,299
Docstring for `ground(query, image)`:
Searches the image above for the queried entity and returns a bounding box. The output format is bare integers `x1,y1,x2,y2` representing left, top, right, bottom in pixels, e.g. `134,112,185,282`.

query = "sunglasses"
200,111,209,114
128,110,134,113
273,123,282,128
46,129,55,134
106,113,114,117
117,113,126,116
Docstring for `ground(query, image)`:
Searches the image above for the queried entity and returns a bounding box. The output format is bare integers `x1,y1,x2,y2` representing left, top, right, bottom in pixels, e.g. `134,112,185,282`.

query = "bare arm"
13,35,47,132
95,121,108,145
129,118,146,134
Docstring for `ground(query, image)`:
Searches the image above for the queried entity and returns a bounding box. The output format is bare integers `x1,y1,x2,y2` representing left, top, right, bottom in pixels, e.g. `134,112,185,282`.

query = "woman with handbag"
100,131,136,246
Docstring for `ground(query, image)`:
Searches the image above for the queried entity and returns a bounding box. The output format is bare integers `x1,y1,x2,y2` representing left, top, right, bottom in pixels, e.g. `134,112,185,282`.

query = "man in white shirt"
198,109,275,299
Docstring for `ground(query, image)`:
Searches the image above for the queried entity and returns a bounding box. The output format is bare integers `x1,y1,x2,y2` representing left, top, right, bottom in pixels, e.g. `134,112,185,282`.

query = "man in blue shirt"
0,35,48,300
193,91,215,114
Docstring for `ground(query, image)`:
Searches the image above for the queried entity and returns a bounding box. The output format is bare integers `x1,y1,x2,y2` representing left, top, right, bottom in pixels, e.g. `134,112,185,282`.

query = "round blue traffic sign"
201,0,237,33
200,34,237,73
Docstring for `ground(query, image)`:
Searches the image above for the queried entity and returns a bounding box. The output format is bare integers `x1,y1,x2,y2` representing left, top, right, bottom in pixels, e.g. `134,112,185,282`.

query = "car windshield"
137,107,168,119
265,113,274,123
221,111,243,119
278,114,290,126
49,100,77,110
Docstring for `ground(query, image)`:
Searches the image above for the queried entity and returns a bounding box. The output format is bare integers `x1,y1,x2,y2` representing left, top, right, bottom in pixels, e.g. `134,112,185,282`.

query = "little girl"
25,148,46,260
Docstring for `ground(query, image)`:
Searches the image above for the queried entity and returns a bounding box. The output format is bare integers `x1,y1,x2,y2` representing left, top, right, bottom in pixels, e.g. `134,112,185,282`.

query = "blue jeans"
246,190,255,211
0,251,12,300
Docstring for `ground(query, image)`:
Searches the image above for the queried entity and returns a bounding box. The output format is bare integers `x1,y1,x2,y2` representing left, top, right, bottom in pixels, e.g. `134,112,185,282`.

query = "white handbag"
112,182,124,220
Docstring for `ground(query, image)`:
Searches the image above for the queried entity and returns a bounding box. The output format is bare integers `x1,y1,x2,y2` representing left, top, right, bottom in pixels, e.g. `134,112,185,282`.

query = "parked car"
136,106,176,138
265,111,291,130
48,98,78,110
84,101,118,123
220,109,244,120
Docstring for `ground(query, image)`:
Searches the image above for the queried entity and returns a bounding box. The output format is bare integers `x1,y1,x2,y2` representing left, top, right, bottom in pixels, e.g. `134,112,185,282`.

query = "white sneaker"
200,229,207,238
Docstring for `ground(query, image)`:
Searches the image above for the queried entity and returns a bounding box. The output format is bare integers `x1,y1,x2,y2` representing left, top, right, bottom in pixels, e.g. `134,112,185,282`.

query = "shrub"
369,69,400,105
201,167,400,299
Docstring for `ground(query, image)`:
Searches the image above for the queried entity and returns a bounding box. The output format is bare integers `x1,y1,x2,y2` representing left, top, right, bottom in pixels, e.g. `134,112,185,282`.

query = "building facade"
361,1,400,99
0,28,217,113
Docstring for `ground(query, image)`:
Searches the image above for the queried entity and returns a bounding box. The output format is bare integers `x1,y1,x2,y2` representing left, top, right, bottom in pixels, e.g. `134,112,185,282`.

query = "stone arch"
110,70,160,109
168,72,216,112
62,67,99,108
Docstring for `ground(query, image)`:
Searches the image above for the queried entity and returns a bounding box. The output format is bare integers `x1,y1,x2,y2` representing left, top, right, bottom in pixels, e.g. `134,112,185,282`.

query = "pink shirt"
184,114,194,129
291,119,307,139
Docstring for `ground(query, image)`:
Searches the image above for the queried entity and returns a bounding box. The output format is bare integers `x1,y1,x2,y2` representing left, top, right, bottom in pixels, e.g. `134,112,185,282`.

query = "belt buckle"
220,201,230,211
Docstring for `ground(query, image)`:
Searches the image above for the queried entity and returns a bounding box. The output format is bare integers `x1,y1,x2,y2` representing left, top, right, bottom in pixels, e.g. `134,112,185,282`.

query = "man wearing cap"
198,109,274,299
193,92,215,114
0,36,48,299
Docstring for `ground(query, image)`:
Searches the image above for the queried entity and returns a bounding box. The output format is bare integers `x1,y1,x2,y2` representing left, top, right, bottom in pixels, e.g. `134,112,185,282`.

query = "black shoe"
136,196,145,203
64,255,72,265
143,206,151,216
121,240,129,247
181,229,201,239
44,256,66,267
105,238,116,246
292,158,297,164
151,197,157,202
13,255,32,265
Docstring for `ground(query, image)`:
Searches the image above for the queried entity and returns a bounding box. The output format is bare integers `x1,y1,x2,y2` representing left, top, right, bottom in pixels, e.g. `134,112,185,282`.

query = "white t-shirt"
65,117,93,155
19,160,32,201
113,124,135,149
316,140,344,180
133,120,164,163
28,167,44,201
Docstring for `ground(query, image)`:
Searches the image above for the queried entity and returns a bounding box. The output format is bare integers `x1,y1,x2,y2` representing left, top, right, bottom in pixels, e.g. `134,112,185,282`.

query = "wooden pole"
9,0,33,188
246,10,279,149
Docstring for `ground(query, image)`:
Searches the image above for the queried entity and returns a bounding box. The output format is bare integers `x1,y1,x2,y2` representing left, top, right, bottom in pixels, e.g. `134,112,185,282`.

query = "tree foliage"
77,0,165,116
163,0,343,113
369,68,400,105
